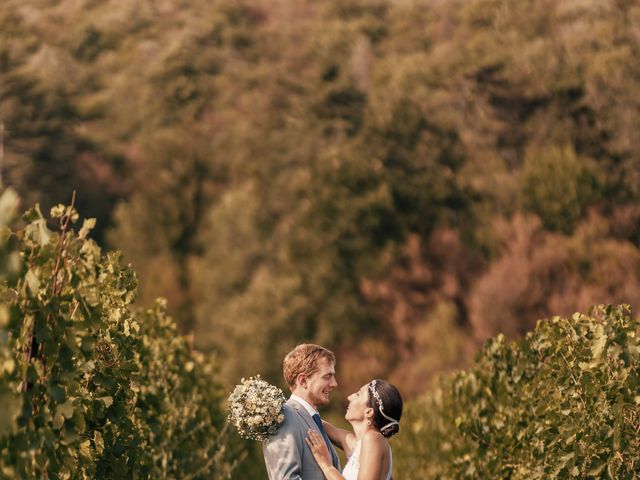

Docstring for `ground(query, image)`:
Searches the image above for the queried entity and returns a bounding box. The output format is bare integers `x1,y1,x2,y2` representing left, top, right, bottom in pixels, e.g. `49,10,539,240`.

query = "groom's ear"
296,373,307,388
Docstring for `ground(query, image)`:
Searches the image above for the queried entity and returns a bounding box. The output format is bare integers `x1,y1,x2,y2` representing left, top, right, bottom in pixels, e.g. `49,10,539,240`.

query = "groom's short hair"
283,344,335,390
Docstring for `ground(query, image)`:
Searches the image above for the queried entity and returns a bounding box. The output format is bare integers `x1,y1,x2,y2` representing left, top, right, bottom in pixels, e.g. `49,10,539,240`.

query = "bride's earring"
366,420,371,426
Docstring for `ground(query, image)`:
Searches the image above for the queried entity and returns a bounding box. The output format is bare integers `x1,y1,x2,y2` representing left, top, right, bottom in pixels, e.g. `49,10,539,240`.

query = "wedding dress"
341,439,392,480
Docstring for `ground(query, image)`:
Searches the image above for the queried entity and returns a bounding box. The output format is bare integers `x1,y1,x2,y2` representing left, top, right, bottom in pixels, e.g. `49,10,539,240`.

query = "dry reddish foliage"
469,212,640,342
343,229,482,398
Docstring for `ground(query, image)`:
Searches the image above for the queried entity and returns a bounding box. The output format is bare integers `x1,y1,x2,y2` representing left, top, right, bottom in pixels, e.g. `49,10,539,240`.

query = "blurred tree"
109,128,222,332
1,0,639,432
0,5,125,241
522,145,599,233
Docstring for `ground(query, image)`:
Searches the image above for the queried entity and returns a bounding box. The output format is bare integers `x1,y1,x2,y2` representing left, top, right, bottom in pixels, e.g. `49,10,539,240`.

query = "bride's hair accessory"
369,380,399,435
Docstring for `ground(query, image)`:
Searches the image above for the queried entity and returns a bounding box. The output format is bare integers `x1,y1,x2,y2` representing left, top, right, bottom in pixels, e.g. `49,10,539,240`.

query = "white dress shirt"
290,394,319,417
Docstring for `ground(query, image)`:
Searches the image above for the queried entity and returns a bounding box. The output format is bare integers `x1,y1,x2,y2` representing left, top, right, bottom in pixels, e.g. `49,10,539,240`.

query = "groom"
263,343,341,479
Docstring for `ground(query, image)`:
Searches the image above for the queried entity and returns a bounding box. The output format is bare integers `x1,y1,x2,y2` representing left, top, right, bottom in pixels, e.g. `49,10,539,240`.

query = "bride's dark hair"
367,380,403,438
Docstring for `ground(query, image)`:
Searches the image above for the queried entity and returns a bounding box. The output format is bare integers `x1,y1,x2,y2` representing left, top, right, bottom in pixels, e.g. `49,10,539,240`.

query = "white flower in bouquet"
227,375,286,441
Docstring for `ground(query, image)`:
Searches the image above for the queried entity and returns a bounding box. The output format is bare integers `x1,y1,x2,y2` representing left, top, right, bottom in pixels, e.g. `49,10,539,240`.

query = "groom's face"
303,358,337,408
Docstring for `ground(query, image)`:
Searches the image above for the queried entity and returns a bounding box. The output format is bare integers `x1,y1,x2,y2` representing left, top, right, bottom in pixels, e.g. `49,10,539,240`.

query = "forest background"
2,0,640,475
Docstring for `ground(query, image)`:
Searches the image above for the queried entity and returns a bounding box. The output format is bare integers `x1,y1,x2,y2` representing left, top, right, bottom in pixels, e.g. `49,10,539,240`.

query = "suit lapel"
287,398,317,431
287,398,340,469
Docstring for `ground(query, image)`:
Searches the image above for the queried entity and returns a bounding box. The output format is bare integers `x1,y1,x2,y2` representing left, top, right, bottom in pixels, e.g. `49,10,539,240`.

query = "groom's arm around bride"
262,344,340,479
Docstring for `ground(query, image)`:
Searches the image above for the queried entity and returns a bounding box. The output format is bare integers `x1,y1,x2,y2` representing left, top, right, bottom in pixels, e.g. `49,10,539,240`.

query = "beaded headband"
369,380,399,434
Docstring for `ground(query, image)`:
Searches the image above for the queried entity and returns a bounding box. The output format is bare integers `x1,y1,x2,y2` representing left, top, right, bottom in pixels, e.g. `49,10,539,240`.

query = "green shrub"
0,195,235,479
395,304,640,479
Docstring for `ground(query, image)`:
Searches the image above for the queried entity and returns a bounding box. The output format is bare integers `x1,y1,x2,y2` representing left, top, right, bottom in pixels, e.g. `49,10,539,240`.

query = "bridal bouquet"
227,375,286,441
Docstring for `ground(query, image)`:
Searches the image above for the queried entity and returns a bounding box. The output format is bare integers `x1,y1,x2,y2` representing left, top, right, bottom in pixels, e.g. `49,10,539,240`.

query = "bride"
305,379,403,480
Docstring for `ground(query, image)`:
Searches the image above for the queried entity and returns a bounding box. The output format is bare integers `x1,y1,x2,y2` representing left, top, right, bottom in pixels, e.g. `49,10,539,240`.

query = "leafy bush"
0,193,235,479
395,304,640,479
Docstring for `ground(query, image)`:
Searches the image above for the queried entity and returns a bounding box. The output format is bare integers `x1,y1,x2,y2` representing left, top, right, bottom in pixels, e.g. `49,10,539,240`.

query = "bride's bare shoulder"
361,429,386,450
359,430,390,471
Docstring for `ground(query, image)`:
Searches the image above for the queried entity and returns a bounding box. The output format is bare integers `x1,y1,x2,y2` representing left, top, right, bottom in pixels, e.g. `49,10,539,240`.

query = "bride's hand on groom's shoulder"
305,429,332,468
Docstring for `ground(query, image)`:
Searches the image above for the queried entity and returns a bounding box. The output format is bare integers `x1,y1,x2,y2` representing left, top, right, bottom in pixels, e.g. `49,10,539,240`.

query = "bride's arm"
322,420,356,456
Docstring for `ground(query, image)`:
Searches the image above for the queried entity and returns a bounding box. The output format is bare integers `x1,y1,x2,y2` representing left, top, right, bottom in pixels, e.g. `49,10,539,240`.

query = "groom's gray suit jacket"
263,398,340,479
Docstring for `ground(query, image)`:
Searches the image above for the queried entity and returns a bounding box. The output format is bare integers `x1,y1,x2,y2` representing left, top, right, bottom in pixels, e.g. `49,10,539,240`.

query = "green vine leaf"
0,198,236,478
